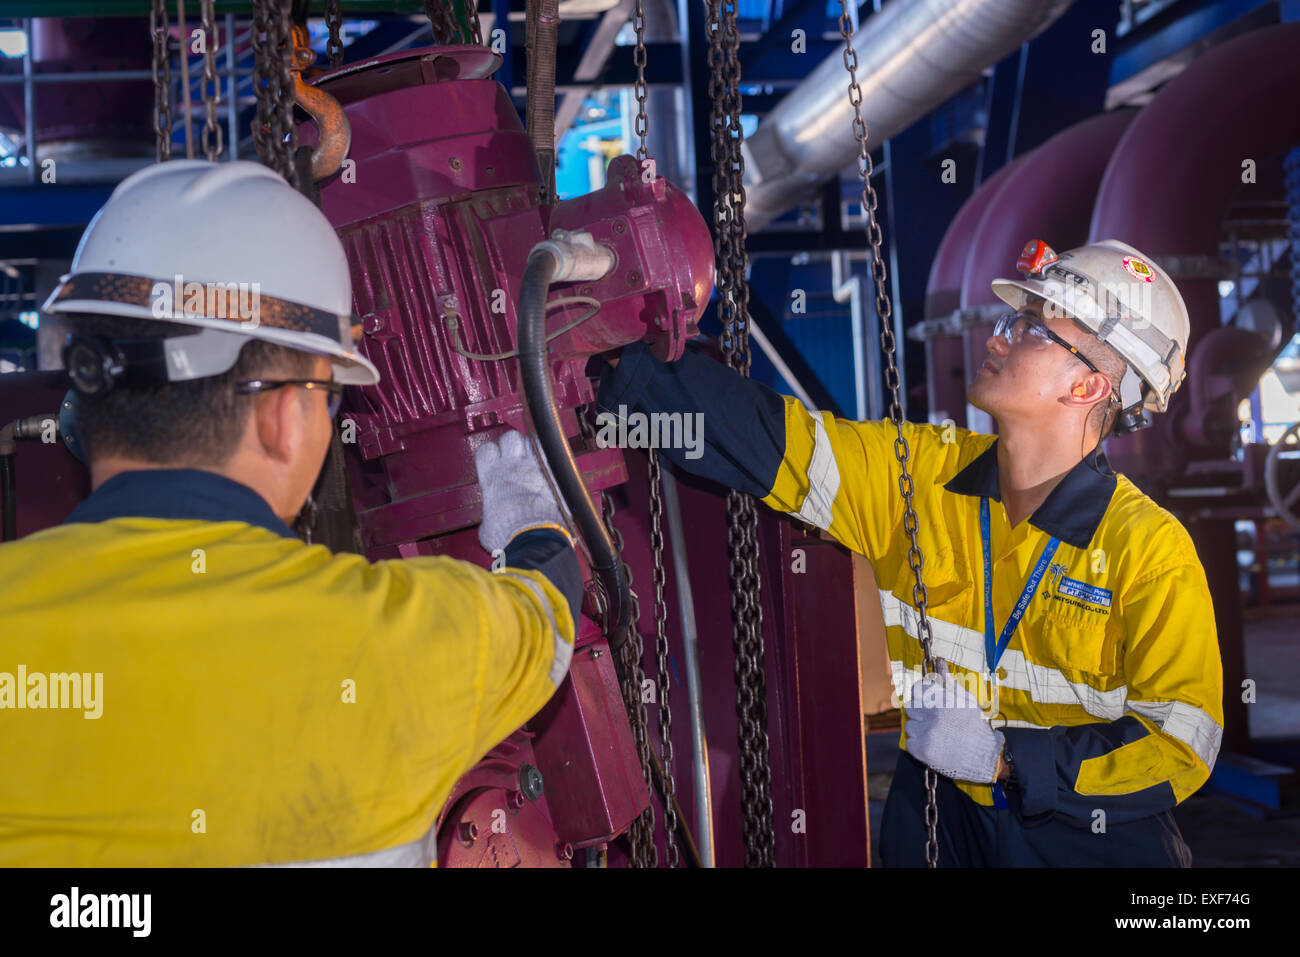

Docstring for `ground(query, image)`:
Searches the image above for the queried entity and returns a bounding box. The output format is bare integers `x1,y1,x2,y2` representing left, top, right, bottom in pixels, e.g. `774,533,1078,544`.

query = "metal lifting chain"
708,0,775,868
250,0,299,187
199,0,223,162
835,1,940,868
150,0,172,162
425,0,483,45
326,0,344,69
576,407,657,867
631,0,679,869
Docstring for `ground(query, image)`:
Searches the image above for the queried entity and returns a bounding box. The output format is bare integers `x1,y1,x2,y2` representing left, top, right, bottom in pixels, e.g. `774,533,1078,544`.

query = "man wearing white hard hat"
0,160,577,866
596,237,1222,867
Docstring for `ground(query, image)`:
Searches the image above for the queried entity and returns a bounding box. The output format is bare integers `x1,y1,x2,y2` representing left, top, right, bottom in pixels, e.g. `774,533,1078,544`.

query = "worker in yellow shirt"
596,238,1223,867
0,160,578,867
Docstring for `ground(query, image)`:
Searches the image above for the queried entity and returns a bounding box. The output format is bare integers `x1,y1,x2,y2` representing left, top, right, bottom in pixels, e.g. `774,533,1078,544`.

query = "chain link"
632,0,648,162
628,0,679,869
836,0,940,868
250,0,299,187
576,406,657,867
326,0,344,69
708,0,775,868
425,0,481,45
199,0,223,162
467,0,483,46
646,446,678,867
150,0,172,162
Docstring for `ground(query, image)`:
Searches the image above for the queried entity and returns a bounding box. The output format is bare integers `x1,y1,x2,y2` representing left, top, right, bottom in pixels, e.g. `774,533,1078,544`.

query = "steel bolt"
627,270,642,287
449,156,463,171
458,821,478,843
612,219,626,234
508,789,526,809
519,764,544,802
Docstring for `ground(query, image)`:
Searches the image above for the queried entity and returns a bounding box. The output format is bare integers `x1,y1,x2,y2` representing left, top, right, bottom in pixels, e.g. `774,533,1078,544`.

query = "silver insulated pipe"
740,0,1075,229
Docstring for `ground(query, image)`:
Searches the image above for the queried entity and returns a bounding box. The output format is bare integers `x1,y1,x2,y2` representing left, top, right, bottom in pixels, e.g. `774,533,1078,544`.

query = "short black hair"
64,313,320,466
1077,336,1129,441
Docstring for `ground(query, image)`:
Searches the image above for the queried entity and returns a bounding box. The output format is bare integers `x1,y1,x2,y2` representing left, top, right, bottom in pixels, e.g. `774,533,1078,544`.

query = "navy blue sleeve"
595,340,788,497
503,528,582,625
1003,718,1178,827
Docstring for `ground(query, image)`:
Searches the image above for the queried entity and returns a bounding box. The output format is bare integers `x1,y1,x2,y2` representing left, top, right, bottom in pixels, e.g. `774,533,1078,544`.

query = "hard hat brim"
44,295,381,387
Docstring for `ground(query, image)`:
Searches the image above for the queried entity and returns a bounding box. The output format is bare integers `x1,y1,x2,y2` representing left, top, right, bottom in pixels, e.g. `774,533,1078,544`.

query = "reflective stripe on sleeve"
501,571,574,688
1125,699,1223,770
789,414,841,531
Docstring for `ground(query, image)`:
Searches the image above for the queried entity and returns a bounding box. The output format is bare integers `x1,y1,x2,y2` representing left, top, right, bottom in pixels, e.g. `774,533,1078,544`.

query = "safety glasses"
993,311,1104,378
234,378,344,417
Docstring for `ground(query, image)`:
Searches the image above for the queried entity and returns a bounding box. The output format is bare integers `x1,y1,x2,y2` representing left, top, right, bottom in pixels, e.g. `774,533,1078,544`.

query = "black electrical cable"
516,247,632,642
1,453,16,542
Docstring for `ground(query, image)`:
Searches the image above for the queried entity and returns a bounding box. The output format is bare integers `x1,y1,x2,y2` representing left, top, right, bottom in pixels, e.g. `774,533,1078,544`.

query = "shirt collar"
943,439,1117,550
63,468,297,539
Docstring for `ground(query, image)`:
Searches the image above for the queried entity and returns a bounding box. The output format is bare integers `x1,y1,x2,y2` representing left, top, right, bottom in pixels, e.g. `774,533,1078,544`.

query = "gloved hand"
475,429,570,554
903,663,1005,784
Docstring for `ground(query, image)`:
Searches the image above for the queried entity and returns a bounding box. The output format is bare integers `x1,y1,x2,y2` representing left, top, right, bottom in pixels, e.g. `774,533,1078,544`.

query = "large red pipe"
952,110,1136,429
1090,23,1300,479
923,155,1029,425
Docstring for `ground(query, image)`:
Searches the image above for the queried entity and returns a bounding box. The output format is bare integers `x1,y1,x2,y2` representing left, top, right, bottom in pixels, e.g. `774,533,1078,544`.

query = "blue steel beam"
0,183,115,230
740,0,833,76
1011,0,1118,156
1111,0,1277,86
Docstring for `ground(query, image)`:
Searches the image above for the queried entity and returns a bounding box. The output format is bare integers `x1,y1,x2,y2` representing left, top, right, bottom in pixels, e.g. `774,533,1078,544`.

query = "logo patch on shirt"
1057,575,1113,608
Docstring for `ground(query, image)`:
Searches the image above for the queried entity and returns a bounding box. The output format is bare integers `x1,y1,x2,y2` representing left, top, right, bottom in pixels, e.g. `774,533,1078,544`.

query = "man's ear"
1068,370,1111,405
252,386,300,465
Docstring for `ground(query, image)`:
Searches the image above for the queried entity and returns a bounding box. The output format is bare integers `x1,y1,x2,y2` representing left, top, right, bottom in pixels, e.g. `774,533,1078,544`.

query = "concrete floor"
866,613,1300,867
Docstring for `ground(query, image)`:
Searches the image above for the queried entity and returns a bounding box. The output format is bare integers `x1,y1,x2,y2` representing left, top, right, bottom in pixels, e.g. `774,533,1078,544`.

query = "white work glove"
903,663,1005,784
474,429,570,554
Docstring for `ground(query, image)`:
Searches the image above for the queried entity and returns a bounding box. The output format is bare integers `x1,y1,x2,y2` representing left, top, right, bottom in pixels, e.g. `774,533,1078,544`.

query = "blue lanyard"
980,496,1059,811
979,496,1060,672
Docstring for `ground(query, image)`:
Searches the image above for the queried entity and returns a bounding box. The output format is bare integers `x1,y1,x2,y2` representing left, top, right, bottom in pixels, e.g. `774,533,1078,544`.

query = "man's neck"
995,422,1092,528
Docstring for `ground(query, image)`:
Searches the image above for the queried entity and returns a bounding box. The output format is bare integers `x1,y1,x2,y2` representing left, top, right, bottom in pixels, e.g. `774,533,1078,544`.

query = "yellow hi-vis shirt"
0,470,575,866
765,400,1224,816
597,341,1224,827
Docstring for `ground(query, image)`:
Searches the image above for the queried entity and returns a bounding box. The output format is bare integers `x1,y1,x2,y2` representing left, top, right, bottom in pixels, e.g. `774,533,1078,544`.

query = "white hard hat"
991,239,1189,425
43,159,379,386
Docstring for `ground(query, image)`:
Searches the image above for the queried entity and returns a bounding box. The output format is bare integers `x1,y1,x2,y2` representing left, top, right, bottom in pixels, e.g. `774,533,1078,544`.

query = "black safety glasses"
993,311,1104,378
234,378,344,417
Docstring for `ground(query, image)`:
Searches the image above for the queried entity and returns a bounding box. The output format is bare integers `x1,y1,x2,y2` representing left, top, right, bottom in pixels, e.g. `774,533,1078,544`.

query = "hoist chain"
836,0,940,868
424,0,458,44
199,0,223,162
645,447,679,867
630,0,678,869
576,406,657,867
632,0,648,162
707,0,775,868
326,0,344,69
466,0,483,47
150,0,172,162
250,0,299,187
424,0,482,45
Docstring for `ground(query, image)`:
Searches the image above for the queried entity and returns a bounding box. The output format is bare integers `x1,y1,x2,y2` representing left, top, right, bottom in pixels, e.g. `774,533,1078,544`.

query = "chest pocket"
1033,575,1121,679
913,539,973,625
